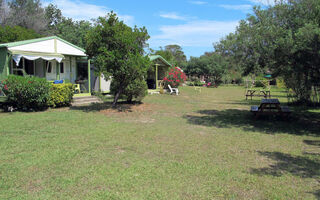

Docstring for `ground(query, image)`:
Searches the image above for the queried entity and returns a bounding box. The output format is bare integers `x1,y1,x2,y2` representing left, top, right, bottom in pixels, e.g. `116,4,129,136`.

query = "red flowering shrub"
2,75,51,110
0,79,8,96
163,67,187,88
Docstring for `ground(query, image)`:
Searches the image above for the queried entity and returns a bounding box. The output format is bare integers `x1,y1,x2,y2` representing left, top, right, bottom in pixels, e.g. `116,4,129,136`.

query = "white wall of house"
56,40,86,56
93,74,111,93
9,40,55,53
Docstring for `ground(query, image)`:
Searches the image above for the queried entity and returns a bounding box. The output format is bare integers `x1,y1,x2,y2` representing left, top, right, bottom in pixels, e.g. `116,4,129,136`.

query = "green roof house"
0,36,91,97
147,55,172,91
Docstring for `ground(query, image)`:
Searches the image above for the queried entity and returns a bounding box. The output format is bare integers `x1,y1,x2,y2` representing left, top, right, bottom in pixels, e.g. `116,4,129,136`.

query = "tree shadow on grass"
183,109,320,136
250,151,320,199
304,140,320,147
313,190,320,200
250,151,320,178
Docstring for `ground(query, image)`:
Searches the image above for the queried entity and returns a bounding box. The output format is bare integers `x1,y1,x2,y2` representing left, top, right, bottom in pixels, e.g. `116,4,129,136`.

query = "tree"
7,0,47,34
154,44,187,67
45,4,92,48
86,12,150,107
45,3,62,34
185,53,226,86
215,0,320,103
164,45,187,66
0,0,10,25
0,25,41,43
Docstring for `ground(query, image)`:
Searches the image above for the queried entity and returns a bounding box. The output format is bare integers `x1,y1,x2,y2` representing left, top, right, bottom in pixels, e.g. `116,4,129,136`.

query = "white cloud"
159,12,187,21
189,1,208,5
45,0,134,25
149,20,238,48
220,4,252,12
248,0,276,6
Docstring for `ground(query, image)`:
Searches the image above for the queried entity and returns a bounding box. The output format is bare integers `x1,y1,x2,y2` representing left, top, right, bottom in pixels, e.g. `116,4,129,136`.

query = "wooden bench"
250,99,291,118
246,89,271,100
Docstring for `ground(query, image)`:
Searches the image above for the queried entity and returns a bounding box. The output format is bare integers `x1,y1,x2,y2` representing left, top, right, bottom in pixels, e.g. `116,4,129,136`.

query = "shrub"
206,76,222,87
0,79,7,96
255,77,269,88
3,75,51,110
110,77,148,103
163,67,187,88
124,78,148,103
48,83,75,107
276,78,287,89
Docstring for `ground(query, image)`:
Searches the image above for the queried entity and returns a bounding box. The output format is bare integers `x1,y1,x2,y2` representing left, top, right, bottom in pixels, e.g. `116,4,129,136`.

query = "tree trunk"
112,88,123,108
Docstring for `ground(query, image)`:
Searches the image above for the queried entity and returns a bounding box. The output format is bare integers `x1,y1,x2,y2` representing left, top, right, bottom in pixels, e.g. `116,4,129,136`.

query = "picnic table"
250,98,291,118
246,89,271,100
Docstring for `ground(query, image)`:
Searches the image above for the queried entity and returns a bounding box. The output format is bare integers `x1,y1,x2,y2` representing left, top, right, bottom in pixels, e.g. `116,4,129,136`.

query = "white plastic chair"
168,85,179,95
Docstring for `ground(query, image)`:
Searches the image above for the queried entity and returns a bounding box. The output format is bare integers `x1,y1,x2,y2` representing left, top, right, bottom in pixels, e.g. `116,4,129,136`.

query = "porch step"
72,96,103,106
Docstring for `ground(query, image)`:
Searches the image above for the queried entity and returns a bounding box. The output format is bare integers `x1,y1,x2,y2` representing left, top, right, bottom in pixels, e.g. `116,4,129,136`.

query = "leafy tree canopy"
6,0,47,34
184,53,227,86
0,25,41,43
86,12,151,106
215,0,320,103
153,44,187,67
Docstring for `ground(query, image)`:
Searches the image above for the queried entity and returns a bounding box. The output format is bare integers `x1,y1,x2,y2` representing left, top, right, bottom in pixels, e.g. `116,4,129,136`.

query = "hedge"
48,83,75,107
2,75,51,110
1,75,75,110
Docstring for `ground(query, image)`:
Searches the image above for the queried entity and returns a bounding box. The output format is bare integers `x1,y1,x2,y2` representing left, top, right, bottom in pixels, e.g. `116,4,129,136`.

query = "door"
60,60,71,81
45,61,56,81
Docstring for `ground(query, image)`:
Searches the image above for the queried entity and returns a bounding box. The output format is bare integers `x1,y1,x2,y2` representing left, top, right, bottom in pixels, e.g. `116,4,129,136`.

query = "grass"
0,86,319,199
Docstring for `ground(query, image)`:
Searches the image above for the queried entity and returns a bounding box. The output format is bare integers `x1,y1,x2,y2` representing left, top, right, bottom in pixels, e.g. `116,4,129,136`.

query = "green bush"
124,78,148,103
255,77,268,88
48,83,75,107
276,78,287,89
3,75,51,110
111,77,148,103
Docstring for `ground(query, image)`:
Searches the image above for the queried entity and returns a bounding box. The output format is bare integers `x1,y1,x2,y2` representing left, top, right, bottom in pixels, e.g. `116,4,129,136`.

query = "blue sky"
44,0,273,59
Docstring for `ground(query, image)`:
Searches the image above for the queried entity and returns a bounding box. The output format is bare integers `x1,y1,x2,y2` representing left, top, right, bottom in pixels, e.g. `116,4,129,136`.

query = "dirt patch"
99,103,160,116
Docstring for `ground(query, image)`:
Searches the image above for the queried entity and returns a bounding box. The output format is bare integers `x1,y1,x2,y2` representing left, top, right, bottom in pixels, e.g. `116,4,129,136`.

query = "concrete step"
72,96,103,106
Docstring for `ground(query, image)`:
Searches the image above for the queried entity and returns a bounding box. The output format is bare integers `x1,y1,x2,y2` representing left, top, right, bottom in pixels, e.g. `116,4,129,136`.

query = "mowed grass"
0,86,319,199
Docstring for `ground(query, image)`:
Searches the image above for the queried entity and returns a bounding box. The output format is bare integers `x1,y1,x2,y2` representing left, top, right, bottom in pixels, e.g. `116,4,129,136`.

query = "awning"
12,54,63,66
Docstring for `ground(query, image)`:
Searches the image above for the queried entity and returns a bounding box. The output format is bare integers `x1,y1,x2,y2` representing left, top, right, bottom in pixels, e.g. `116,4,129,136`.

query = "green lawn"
0,86,319,199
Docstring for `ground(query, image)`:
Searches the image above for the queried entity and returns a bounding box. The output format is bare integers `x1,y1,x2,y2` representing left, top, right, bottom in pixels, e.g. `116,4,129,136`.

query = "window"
46,61,52,73
60,62,64,73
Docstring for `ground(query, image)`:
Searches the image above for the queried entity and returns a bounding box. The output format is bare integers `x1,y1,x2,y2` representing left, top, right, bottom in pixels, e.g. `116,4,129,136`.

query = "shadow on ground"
250,151,320,178
183,109,320,136
304,140,320,147
250,151,320,199
69,102,142,113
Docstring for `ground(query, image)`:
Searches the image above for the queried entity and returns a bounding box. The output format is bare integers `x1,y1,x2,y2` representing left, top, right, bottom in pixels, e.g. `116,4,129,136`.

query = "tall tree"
0,0,9,25
164,44,187,66
45,3,62,34
7,0,47,34
86,12,150,106
44,4,92,48
185,53,226,86
215,0,320,103
155,44,187,67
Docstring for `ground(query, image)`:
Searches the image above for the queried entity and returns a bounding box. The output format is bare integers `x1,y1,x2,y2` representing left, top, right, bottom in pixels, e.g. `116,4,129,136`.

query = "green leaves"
0,25,41,43
85,12,150,105
3,75,51,110
215,0,320,103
